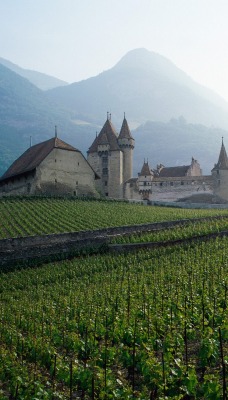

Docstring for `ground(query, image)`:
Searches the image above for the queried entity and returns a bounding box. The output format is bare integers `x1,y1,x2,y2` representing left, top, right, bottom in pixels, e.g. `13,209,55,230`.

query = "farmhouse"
0,134,99,197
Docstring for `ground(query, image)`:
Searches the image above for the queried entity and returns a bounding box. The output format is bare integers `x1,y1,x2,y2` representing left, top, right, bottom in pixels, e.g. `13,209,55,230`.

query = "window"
170,182,173,186
103,168,108,176
181,181,184,185
105,192,109,196
102,156,108,164
105,181,108,186
160,182,163,186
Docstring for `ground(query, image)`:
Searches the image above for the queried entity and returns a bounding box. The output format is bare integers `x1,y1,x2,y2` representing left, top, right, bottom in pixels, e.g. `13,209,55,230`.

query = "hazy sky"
1,0,228,100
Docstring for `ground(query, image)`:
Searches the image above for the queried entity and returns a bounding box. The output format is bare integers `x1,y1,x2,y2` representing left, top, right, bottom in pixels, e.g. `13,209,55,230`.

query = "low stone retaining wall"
150,200,228,209
0,216,227,267
109,230,228,253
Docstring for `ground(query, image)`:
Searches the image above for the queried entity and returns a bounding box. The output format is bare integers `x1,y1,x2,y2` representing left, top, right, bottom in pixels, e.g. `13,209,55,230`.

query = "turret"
118,114,135,182
212,138,228,201
87,114,123,199
138,160,153,200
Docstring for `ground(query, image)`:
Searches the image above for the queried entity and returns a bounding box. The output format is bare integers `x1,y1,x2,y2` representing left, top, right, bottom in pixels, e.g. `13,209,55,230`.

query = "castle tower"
118,114,135,183
87,114,123,198
212,138,228,201
138,160,153,200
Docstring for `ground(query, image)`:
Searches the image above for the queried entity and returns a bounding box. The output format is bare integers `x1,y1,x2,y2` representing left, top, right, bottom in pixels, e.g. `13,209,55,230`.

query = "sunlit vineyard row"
0,197,228,239
0,238,227,399
111,217,228,244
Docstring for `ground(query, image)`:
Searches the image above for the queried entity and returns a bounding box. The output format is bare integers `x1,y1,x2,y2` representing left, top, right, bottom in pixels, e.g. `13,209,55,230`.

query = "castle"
0,114,228,203
88,115,228,203
87,113,134,198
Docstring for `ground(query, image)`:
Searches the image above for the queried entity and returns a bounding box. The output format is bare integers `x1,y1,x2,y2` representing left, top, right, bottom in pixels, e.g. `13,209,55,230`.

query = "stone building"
88,116,227,203
211,138,228,201
87,113,134,198
124,157,214,202
1,115,227,203
0,135,99,197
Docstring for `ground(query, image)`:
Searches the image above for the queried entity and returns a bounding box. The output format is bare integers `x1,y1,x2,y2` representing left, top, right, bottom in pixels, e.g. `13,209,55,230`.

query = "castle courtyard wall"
124,176,214,202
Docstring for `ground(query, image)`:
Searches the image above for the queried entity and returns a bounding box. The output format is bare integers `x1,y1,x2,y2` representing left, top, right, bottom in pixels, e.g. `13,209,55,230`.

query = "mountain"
0,64,97,176
46,48,228,129
0,57,68,90
1,49,228,180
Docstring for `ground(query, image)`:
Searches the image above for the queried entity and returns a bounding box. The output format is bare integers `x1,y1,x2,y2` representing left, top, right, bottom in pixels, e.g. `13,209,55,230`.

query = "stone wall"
1,216,227,267
213,168,228,201
109,151,123,198
36,148,98,197
124,175,214,202
0,171,36,197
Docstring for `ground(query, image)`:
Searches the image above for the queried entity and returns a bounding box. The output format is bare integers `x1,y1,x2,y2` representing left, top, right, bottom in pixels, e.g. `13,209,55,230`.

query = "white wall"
36,148,98,196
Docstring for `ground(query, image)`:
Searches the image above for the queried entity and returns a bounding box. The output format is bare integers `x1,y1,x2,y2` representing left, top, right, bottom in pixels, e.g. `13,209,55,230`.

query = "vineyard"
0,198,227,398
111,217,228,244
1,197,228,239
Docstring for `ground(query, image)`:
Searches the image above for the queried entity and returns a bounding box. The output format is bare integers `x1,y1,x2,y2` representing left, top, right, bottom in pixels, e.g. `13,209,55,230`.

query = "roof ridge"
1,136,79,181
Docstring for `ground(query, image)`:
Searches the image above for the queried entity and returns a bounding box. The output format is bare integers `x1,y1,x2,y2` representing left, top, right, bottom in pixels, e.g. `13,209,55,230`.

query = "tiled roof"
119,116,133,139
99,131,109,145
88,119,120,153
158,166,190,177
1,137,79,181
139,161,153,176
213,139,228,170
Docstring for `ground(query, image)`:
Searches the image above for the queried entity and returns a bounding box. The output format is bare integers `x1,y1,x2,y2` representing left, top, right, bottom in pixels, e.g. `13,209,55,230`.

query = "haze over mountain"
0,57,68,90
0,64,97,175
47,48,228,129
0,49,228,178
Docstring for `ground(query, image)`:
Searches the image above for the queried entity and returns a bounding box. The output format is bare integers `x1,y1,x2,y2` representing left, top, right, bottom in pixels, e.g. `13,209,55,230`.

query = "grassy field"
0,197,228,239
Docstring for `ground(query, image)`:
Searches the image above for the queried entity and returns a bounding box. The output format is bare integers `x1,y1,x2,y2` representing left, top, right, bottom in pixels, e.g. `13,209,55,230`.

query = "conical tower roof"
88,116,120,153
213,138,228,170
139,160,153,176
119,114,133,139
